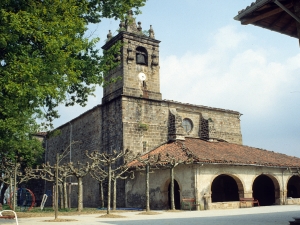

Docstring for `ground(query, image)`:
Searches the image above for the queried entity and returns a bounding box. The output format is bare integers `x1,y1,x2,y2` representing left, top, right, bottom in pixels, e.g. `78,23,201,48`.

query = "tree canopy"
0,0,146,162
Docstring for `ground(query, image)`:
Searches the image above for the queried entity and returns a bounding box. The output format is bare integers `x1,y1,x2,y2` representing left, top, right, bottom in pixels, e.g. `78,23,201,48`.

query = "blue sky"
53,1,300,157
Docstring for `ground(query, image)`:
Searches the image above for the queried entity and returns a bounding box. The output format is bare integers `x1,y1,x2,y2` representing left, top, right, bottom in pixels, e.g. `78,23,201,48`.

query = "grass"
1,204,147,218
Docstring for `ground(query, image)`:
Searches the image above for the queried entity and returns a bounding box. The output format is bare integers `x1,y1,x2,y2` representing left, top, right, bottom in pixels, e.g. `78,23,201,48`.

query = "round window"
182,118,193,133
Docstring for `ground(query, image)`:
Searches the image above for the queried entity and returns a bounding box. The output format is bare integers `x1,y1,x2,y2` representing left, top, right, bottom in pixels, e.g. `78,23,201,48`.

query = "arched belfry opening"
211,174,240,202
168,180,181,209
136,46,148,66
252,175,276,206
287,175,300,198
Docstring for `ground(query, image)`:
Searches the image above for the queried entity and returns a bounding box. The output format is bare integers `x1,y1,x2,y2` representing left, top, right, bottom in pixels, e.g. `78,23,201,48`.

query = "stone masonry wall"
166,101,242,145
45,105,102,207
122,97,168,154
122,97,242,155
101,97,123,152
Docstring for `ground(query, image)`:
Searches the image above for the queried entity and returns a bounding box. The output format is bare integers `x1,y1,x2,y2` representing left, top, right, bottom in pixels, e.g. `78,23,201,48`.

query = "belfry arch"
252,174,280,206
211,174,244,202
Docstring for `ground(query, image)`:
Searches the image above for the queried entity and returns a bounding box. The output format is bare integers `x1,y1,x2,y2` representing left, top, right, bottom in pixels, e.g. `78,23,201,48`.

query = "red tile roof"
129,138,300,168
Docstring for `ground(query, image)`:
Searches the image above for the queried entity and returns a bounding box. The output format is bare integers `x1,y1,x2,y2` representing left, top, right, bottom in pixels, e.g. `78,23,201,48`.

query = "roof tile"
129,138,300,168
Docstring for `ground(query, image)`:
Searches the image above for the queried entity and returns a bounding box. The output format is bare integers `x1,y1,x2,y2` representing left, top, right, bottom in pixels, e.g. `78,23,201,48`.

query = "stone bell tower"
102,11,161,104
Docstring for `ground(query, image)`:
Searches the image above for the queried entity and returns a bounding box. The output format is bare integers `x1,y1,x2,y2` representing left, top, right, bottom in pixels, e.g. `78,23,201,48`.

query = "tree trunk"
170,166,175,210
55,153,59,220
145,164,150,212
107,163,111,214
99,181,104,209
0,183,8,204
77,177,83,212
59,184,63,209
112,178,117,210
13,165,17,211
63,181,68,209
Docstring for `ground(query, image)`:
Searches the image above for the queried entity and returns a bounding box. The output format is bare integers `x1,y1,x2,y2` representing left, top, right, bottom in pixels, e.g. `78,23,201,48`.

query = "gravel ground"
1,205,300,225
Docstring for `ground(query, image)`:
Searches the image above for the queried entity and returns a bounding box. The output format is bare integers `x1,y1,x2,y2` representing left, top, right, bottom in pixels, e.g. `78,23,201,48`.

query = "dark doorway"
168,180,181,209
211,174,239,202
287,176,300,198
253,175,275,206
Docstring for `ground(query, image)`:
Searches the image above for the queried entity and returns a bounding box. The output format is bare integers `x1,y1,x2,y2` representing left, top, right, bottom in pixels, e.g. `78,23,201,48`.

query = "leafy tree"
0,0,146,161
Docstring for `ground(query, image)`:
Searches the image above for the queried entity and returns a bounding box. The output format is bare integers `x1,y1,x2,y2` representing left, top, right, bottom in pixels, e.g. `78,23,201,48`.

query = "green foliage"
0,0,146,164
142,30,149,36
138,122,148,130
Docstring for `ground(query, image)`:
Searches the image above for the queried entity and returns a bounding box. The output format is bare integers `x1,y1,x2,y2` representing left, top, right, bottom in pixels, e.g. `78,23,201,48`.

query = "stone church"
45,13,300,210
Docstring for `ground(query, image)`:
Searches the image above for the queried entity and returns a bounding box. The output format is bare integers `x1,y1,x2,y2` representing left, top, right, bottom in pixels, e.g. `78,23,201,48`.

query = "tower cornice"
102,31,160,50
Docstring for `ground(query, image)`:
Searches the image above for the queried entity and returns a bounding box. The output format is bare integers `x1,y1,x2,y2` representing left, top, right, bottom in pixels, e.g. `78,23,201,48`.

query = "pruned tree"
34,142,79,219
87,149,135,214
162,153,194,210
0,157,39,210
135,153,162,212
88,163,106,209
66,161,92,212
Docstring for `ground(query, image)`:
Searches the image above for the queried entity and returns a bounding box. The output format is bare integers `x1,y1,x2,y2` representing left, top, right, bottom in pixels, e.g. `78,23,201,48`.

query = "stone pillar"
238,190,244,198
280,190,287,205
293,0,300,46
243,191,253,198
203,193,211,210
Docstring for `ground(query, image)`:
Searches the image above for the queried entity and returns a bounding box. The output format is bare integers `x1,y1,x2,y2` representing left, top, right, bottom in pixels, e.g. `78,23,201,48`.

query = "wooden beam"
241,3,293,25
280,17,294,32
269,11,286,28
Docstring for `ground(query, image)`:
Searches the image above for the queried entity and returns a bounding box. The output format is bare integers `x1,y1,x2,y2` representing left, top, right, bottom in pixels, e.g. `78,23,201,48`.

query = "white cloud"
160,26,300,119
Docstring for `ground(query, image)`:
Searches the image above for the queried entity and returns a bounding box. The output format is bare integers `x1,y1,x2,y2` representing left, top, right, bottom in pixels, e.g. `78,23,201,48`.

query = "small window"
182,118,193,133
136,46,148,65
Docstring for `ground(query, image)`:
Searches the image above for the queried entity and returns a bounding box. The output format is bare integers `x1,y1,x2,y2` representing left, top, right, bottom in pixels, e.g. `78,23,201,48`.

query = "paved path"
2,205,300,225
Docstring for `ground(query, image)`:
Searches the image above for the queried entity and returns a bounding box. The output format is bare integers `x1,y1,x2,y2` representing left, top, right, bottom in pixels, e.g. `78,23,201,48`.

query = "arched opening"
168,180,181,209
211,174,239,202
136,46,148,65
287,175,300,198
253,175,275,206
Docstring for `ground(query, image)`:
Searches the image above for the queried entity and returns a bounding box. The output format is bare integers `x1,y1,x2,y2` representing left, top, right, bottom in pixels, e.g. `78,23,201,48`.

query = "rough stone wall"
45,105,102,207
122,35,161,101
103,32,162,103
102,65,123,104
168,108,185,141
122,97,168,154
166,101,242,145
101,97,123,152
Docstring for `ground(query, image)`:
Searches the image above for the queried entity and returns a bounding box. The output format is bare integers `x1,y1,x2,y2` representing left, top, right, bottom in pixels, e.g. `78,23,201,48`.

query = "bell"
136,53,146,64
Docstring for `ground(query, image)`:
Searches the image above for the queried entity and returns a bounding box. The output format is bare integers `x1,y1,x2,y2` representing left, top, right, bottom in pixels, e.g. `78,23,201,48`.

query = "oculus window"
182,118,193,133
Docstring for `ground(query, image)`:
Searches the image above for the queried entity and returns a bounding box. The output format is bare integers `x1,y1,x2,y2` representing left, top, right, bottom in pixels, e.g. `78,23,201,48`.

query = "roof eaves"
234,0,273,20
194,160,298,168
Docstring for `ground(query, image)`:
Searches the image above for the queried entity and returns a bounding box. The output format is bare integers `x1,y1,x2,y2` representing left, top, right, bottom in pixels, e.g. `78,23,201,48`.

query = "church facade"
45,14,300,210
